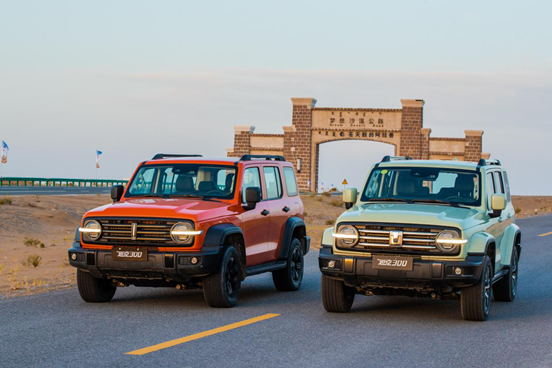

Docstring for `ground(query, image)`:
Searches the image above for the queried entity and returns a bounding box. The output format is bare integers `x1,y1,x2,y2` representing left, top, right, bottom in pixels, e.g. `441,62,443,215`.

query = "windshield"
361,166,481,206
126,164,237,199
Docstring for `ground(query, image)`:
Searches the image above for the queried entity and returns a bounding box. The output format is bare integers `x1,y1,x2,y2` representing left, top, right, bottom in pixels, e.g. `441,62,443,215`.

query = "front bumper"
68,242,222,283
319,245,485,291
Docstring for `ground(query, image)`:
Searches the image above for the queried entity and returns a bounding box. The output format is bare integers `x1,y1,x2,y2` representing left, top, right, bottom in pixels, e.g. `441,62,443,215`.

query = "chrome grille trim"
340,223,456,255
84,218,191,246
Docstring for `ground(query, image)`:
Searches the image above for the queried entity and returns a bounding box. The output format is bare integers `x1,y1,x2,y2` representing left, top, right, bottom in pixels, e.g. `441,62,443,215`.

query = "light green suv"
319,156,521,321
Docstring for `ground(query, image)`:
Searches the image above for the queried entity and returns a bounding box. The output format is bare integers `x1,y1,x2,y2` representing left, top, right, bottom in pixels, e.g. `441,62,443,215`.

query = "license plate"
372,255,413,271
112,246,147,261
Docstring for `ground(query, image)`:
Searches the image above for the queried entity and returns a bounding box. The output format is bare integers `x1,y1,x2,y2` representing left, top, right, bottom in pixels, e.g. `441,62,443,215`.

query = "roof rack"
381,155,412,163
240,154,286,162
477,158,501,166
151,154,203,160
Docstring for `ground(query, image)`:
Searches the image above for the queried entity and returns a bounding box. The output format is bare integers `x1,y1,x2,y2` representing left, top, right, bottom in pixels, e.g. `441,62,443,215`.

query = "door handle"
282,206,290,213
261,209,270,216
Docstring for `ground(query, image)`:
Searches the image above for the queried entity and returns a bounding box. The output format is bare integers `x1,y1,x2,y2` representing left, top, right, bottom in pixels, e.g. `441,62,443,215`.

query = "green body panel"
330,159,519,265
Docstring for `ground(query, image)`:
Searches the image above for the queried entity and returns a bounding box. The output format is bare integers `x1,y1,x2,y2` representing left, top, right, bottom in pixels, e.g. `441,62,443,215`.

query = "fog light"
71,253,77,261
191,257,198,265
328,260,336,268
454,267,462,275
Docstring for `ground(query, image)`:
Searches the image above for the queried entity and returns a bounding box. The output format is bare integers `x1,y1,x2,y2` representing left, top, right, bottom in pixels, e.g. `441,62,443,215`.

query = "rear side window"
242,167,262,202
283,167,298,196
263,166,282,200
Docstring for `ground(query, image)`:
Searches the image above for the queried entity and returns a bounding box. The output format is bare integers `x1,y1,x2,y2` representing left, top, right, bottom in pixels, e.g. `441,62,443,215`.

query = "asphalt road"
0,186,111,196
1,214,551,368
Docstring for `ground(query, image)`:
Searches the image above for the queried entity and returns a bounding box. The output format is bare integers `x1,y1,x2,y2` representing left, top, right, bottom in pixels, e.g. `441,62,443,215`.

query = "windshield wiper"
138,194,170,198
172,194,222,202
411,199,471,209
367,198,413,204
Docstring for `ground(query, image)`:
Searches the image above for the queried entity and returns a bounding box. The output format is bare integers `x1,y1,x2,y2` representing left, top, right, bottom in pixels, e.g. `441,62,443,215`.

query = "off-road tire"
461,256,492,321
203,246,241,308
77,269,117,303
321,275,355,313
272,238,304,291
493,247,519,302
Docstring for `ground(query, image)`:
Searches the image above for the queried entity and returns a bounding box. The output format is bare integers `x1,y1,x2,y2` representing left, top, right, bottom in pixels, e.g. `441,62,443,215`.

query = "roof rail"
240,154,286,162
381,155,412,163
151,154,203,160
477,158,501,166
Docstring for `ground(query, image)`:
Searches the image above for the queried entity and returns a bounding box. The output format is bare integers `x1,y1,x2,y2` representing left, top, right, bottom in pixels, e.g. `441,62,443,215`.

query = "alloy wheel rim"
290,247,303,284
484,265,491,314
225,256,239,297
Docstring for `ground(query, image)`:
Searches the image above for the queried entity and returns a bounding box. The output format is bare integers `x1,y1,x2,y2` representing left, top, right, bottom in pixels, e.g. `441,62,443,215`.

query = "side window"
263,166,282,200
486,172,495,210
242,167,262,202
283,167,298,196
493,171,504,194
503,171,511,202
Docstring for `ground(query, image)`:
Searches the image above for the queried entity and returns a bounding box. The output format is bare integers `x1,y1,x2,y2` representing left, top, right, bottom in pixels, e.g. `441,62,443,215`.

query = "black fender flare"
278,217,307,259
203,223,244,246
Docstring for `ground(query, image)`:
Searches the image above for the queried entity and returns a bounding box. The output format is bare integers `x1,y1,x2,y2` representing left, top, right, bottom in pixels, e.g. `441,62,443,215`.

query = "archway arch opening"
316,140,394,193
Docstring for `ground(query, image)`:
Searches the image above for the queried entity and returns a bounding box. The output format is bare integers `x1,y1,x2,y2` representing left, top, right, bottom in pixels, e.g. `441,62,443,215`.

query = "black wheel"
321,275,355,313
272,238,304,291
493,247,519,302
461,256,492,321
76,269,116,303
203,246,241,308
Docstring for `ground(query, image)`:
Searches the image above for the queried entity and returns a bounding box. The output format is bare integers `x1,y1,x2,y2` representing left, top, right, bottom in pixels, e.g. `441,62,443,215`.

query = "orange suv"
68,154,309,307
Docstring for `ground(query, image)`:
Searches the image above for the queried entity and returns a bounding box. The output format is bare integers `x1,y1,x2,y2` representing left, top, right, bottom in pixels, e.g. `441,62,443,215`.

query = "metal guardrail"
0,177,128,187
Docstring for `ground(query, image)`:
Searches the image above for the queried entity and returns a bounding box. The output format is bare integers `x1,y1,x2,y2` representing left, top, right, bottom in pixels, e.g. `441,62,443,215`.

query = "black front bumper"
68,242,223,283
319,246,485,291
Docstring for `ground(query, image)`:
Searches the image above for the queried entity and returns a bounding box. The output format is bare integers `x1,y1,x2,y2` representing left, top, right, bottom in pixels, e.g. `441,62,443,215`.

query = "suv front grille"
340,224,457,255
85,218,187,246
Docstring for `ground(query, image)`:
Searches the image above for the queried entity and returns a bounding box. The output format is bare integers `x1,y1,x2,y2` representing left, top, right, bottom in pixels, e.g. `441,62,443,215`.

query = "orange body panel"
80,159,304,267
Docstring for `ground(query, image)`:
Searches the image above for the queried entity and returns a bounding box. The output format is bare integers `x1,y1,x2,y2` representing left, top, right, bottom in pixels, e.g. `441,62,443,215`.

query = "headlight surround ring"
333,225,359,248
81,220,102,242
170,222,197,244
435,229,466,252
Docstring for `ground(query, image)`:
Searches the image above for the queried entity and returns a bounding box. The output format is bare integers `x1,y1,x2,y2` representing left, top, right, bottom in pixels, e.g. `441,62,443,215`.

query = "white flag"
1,141,8,164
96,150,102,169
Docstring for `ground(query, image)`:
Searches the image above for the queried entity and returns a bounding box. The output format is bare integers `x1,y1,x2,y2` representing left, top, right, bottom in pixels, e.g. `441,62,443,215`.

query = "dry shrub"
24,237,45,248
0,197,13,205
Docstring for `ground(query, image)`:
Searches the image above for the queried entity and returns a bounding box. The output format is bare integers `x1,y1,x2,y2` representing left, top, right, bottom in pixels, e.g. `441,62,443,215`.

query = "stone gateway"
227,98,489,192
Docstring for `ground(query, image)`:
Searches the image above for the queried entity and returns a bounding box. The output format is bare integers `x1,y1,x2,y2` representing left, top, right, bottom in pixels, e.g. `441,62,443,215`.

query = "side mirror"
489,193,506,217
244,187,261,210
343,188,357,210
111,185,124,203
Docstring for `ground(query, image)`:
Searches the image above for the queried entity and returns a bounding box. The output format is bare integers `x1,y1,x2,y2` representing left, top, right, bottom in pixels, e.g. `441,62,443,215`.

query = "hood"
338,202,483,230
84,198,237,221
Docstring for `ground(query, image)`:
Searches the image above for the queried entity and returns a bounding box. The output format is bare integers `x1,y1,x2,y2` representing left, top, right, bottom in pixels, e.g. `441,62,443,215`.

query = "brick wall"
283,98,316,192
399,100,424,159
227,126,254,157
464,130,483,162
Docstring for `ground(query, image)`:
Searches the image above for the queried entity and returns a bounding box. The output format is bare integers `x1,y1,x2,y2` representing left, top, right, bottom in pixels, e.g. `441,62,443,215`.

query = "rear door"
262,165,288,260
239,166,272,266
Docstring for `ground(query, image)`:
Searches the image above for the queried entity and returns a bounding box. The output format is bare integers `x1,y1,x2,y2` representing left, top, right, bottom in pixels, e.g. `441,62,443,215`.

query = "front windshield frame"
360,166,482,207
124,163,238,200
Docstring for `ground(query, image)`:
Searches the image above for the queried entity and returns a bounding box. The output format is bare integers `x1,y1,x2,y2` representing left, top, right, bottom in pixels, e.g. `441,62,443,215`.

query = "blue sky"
1,0,551,194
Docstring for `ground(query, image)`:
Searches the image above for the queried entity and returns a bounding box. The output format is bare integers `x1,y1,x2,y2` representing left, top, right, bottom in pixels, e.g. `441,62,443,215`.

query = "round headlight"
171,222,194,244
336,225,359,248
82,220,102,241
436,230,463,252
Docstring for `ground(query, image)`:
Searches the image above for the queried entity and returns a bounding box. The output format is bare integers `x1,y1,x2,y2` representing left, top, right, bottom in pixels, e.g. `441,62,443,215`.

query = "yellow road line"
538,232,552,237
126,313,280,356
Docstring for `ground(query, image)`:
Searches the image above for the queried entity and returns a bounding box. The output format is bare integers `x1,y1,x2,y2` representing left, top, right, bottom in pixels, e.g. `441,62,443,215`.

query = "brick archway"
228,98,488,192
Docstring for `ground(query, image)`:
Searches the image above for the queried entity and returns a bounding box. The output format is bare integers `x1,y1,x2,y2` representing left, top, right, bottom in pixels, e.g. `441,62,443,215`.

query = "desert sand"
1,194,550,298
